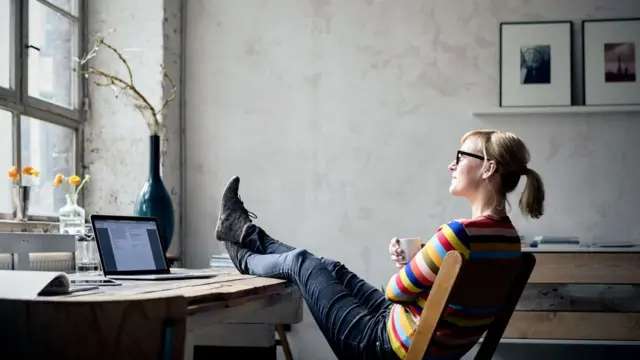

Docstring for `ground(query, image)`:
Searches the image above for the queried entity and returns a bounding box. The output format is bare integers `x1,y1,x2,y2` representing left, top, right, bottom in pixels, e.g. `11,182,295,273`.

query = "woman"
215,129,545,360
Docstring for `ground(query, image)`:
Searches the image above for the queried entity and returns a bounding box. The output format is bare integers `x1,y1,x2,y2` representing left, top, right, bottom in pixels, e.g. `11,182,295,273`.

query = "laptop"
91,214,217,281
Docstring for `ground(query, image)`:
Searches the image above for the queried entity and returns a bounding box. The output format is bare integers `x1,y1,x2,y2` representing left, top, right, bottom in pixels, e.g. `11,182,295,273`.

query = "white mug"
398,237,422,264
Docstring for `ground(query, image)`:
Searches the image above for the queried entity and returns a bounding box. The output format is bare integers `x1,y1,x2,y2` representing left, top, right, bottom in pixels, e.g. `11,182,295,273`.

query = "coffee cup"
398,237,422,264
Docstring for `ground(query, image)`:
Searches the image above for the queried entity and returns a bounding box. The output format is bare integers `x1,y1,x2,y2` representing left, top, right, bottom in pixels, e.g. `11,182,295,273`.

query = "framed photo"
499,21,573,107
583,18,640,106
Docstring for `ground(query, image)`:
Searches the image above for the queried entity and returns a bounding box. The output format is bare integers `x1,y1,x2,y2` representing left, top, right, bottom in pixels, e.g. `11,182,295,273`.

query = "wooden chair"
276,324,294,360
0,295,187,360
405,251,536,360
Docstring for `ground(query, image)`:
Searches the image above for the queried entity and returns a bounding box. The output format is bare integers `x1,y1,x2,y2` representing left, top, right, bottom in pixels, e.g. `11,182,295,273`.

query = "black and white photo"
520,45,551,84
500,21,572,107
583,18,640,105
604,42,636,83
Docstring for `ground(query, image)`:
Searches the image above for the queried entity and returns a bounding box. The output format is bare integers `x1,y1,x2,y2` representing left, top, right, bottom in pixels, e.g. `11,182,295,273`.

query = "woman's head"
448,129,545,219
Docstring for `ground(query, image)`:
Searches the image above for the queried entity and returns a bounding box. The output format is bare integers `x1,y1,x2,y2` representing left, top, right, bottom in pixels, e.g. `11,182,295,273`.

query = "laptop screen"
93,219,168,273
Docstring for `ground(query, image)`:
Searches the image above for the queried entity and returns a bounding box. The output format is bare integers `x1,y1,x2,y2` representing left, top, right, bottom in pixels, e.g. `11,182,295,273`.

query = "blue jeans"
235,224,398,360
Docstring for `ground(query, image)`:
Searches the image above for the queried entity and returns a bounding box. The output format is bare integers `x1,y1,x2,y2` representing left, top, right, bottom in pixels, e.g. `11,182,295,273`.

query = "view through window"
0,0,84,218
0,109,13,214
0,1,12,89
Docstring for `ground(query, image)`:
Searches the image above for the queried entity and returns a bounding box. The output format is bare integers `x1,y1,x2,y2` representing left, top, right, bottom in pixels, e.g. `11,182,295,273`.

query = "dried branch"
99,40,134,85
157,64,177,115
73,29,177,135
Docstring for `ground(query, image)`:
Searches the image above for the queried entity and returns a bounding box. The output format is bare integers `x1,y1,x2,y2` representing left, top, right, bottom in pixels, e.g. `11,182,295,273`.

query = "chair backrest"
405,251,536,360
0,295,187,360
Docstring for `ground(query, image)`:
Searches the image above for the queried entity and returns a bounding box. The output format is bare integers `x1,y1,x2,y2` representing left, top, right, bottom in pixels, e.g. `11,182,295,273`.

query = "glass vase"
59,193,86,235
10,185,30,221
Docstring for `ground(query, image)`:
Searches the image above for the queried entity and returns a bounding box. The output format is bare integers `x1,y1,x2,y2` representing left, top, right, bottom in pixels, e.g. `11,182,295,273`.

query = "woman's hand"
389,237,406,268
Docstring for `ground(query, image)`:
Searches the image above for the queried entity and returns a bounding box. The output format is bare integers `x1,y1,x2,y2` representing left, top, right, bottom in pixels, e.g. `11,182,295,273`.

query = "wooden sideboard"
504,246,640,342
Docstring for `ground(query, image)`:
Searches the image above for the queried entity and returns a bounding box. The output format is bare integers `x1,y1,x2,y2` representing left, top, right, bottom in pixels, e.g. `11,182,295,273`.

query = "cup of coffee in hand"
398,237,422,264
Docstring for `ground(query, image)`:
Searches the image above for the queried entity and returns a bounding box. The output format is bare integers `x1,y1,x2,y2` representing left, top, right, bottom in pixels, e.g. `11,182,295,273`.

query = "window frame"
0,0,87,222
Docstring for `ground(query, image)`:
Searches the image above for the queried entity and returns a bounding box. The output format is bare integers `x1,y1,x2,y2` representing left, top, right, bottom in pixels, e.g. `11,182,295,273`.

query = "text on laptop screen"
93,219,168,272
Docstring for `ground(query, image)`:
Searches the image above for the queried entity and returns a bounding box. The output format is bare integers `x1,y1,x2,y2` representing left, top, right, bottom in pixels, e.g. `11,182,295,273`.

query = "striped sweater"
384,216,521,359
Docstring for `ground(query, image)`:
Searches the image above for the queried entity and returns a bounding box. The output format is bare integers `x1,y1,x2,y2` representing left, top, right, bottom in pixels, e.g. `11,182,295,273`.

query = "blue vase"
134,135,175,253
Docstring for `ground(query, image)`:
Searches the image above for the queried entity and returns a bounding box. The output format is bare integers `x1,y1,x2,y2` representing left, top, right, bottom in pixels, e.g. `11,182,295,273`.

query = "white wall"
85,0,183,255
184,0,640,358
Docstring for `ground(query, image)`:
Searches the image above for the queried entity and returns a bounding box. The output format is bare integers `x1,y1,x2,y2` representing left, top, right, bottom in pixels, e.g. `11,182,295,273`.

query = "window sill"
0,219,59,233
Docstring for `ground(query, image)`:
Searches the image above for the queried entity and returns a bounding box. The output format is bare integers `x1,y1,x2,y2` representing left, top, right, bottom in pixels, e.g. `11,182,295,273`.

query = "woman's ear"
481,160,498,179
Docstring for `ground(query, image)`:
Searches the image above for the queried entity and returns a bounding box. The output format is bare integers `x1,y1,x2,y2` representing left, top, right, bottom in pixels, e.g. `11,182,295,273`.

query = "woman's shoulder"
445,216,519,237
447,216,513,225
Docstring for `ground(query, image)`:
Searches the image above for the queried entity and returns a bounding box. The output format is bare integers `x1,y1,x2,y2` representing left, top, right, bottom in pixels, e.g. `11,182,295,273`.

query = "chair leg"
276,324,293,360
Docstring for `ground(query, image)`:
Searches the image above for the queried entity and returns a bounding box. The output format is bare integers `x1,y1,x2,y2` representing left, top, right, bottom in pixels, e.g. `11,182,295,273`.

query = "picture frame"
499,21,573,107
582,18,640,106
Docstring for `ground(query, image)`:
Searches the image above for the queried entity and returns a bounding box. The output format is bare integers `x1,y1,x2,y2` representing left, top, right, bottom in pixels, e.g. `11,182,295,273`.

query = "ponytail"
519,168,545,219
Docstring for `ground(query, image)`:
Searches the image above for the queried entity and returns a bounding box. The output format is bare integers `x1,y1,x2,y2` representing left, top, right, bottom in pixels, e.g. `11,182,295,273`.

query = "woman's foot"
215,176,257,245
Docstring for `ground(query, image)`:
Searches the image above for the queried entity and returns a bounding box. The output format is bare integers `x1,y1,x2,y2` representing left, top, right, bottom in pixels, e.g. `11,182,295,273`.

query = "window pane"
45,0,79,16
0,0,13,89
21,116,76,216
28,0,78,109
0,109,13,214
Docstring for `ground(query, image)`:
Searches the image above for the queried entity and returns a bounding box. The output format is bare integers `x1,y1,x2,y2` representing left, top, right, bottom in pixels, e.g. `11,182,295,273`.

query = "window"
0,0,85,220
0,1,12,89
21,116,76,216
0,109,13,214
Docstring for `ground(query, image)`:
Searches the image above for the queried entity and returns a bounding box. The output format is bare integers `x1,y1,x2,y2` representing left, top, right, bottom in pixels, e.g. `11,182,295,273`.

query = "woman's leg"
234,245,391,360
242,224,389,314
215,176,393,356
242,224,296,254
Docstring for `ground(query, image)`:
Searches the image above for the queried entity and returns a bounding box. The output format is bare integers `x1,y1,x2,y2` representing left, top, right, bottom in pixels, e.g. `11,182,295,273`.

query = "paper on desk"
0,270,68,299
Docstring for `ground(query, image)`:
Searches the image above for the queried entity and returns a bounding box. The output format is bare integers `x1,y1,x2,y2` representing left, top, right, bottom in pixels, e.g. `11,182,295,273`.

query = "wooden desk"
0,269,303,359
504,246,640,343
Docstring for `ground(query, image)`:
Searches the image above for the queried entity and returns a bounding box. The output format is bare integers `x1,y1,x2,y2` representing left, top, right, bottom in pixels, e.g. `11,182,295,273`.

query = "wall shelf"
471,105,640,116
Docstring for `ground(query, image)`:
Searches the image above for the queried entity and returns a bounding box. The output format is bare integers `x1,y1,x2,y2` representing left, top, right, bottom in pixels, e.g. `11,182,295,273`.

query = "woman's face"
448,137,487,198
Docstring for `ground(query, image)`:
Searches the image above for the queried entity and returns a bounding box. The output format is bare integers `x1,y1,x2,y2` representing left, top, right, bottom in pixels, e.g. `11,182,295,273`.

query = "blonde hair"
461,129,545,219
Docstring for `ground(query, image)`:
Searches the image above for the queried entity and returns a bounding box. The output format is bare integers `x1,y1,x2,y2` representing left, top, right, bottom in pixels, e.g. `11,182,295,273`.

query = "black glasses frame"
456,150,485,165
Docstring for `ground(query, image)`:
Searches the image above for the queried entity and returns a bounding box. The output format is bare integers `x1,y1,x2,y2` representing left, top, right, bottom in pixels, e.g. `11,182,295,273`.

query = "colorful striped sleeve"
385,220,472,303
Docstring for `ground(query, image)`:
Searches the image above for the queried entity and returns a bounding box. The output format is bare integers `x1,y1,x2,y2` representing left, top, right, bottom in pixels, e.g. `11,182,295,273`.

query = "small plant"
8,165,40,185
53,173,91,199
72,29,177,136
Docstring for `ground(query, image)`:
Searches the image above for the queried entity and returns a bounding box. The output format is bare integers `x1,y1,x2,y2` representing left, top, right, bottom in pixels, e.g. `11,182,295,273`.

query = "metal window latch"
82,97,91,121
25,44,40,51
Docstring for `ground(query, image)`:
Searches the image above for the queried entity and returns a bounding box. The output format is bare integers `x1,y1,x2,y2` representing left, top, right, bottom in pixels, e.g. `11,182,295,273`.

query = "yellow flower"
53,174,64,187
22,165,34,176
68,175,82,185
8,166,19,181
32,169,40,178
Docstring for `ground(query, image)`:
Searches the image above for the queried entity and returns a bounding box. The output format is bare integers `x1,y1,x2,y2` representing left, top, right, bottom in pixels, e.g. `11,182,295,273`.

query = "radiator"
0,253,75,272
0,220,75,271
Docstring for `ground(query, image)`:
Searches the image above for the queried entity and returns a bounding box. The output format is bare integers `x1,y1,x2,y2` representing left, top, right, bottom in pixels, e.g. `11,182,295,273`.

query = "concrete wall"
85,0,183,255
184,0,640,359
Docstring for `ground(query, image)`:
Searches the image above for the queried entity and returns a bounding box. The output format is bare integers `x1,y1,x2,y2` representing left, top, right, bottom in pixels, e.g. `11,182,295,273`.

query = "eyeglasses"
456,150,485,165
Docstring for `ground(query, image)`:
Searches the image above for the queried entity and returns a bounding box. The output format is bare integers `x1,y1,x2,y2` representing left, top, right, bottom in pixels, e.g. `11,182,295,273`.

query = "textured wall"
85,0,182,255
184,0,640,358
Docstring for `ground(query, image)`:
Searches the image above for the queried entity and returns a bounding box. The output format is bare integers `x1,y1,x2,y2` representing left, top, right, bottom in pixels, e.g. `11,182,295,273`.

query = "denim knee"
283,248,312,276
286,248,310,262
319,257,341,273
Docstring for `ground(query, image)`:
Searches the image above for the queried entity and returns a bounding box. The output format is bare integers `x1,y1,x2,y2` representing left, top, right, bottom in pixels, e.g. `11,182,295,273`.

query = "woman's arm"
384,220,471,303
